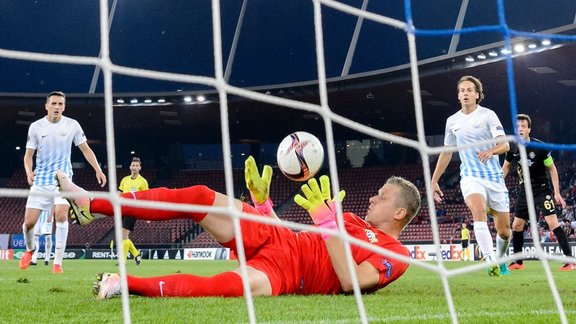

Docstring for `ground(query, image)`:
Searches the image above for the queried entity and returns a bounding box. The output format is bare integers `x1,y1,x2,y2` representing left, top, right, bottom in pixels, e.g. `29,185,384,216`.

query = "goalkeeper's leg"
57,172,221,226
88,186,251,244
132,266,271,297
95,266,272,299
128,271,244,297
58,173,271,250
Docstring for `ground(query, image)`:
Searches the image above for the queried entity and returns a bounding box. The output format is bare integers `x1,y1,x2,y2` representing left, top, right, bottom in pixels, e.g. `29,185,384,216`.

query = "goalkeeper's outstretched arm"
324,237,380,292
294,176,379,292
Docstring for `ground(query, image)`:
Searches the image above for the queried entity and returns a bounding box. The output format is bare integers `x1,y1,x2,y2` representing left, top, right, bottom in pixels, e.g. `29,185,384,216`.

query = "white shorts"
26,184,69,211
460,177,509,212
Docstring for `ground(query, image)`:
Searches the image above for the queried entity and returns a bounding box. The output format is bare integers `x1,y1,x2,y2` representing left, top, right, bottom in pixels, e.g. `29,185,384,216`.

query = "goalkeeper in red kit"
56,156,420,299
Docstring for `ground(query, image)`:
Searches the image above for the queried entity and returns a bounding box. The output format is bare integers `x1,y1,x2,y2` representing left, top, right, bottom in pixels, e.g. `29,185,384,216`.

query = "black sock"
512,230,524,265
553,226,572,258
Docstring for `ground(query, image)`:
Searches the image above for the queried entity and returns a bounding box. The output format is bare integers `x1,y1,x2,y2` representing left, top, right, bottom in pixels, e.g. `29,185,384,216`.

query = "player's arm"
477,135,509,163
485,111,509,157
23,148,36,186
431,151,452,203
545,157,567,208
118,177,126,195
77,142,107,187
295,176,377,292
491,135,510,155
244,156,278,219
501,160,511,179
324,238,379,292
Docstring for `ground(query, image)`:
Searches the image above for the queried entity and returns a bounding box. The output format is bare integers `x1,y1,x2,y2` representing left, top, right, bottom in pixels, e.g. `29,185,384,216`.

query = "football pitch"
1,259,574,323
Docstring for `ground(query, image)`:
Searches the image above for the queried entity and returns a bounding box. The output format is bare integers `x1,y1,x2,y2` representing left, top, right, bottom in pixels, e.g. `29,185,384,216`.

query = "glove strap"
250,193,274,215
318,218,338,241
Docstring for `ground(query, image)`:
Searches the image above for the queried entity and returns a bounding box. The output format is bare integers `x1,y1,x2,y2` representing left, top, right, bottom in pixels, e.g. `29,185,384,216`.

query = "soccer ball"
276,131,324,182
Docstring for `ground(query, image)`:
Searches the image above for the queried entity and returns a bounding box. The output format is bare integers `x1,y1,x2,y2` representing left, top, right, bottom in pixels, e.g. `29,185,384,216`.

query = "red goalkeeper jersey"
297,212,410,294
227,205,410,296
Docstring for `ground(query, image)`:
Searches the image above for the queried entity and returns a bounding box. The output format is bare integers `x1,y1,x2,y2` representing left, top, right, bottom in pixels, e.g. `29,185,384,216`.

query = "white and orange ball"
276,131,324,182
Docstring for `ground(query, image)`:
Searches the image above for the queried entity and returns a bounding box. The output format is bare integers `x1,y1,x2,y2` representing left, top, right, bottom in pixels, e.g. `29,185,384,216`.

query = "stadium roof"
1,1,574,93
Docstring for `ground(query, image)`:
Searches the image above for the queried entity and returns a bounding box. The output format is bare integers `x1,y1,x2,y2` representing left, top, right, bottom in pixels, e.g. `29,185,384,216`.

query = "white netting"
2,0,576,323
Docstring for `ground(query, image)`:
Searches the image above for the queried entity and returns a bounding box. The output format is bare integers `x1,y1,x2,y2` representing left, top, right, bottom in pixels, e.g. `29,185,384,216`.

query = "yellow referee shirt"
118,174,149,193
461,227,470,242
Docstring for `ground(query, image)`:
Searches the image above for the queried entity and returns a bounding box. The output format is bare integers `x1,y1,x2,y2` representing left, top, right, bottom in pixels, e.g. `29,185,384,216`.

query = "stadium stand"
4,161,576,248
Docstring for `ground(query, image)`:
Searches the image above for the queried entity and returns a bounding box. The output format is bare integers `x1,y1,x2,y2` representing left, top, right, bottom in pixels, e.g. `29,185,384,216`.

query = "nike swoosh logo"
41,135,48,138
454,128,460,132
80,210,90,219
159,281,165,297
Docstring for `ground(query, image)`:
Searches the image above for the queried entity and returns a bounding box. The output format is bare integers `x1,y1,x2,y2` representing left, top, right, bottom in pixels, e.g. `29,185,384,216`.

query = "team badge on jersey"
364,229,378,243
529,151,536,159
380,259,392,278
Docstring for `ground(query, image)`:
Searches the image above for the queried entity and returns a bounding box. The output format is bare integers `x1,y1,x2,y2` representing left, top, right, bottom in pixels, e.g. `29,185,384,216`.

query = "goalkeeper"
56,156,420,299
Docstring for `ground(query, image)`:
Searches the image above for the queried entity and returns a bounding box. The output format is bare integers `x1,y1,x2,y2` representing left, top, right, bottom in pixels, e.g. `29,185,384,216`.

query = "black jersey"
505,138,551,187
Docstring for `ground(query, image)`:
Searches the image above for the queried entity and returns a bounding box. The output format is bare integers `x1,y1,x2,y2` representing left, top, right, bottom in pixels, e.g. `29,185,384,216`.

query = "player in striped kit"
432,76,511,276
19,91,107,273
30,209,53,266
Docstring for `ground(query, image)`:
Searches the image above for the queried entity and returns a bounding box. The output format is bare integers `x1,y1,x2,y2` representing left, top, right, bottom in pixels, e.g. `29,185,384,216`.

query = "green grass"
1,260,575,323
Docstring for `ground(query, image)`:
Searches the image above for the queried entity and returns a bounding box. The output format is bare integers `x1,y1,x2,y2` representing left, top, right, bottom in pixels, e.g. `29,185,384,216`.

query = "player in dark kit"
502,114,574,271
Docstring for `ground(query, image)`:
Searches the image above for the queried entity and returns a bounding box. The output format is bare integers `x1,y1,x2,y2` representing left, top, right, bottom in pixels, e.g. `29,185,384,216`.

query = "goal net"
1,1,576,323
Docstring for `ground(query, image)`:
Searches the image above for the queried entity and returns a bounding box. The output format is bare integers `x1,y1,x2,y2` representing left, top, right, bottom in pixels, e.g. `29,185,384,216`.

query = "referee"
118,157,148,266
461,223,471,261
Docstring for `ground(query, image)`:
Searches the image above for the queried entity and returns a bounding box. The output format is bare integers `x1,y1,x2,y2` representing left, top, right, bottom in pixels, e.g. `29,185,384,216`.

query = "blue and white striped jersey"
444,105,506,183
26,116,86,186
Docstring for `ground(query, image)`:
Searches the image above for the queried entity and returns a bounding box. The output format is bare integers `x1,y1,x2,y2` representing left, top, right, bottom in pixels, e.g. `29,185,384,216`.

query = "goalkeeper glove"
294,175,345,240
244,155,274,214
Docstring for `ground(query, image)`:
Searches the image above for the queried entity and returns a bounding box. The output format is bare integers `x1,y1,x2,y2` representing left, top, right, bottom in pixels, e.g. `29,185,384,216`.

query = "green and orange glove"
244,156,274,214
294,175,345,240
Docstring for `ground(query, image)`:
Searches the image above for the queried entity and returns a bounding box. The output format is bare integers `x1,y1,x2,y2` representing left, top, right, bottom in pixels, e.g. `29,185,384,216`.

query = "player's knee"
23,220,36,230
545,216,559,230
497,228,510,240
512,223,524,232
54,212,68,223
470,209,488,221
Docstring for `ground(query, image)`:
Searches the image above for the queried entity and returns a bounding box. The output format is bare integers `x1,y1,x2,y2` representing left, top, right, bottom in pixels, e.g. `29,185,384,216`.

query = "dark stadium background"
0,0,575,245
0,1,574,174
2,5,576,323
1,1,575,179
